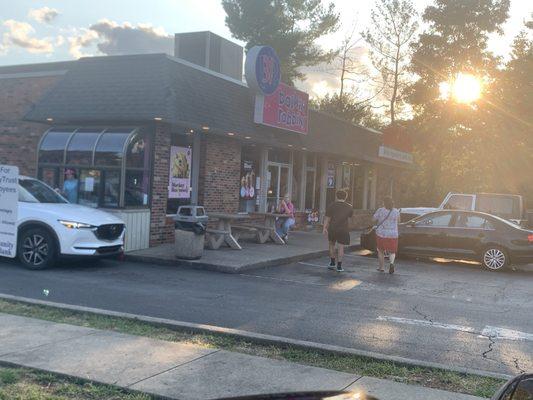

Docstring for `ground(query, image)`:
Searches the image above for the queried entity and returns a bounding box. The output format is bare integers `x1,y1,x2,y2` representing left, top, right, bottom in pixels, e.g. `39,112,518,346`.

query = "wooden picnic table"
206,212,250,250
250,212,292,245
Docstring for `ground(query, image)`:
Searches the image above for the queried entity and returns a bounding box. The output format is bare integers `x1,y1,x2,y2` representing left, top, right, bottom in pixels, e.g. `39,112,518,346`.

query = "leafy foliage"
222,0,340,84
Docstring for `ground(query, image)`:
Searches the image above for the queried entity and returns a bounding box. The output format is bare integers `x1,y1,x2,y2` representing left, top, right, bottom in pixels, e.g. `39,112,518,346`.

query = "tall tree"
362,0,418,124
222,0,339,85
404,0,510,204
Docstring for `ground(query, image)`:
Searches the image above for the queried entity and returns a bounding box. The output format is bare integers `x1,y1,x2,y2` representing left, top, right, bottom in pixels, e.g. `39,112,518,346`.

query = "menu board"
0,165,19,258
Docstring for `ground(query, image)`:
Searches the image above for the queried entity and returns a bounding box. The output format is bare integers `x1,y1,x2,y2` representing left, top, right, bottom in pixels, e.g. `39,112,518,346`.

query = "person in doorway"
373,196,400,274
276,194,295,241
62,169,78,203
323,189,353,272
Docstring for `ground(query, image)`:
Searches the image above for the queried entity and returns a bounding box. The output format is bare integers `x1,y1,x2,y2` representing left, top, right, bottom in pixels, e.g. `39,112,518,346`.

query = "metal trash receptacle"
174,206,208,260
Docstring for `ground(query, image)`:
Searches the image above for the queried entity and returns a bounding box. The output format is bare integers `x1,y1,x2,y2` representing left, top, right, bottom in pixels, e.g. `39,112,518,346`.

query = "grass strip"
0,364,154,400
0,299,504,398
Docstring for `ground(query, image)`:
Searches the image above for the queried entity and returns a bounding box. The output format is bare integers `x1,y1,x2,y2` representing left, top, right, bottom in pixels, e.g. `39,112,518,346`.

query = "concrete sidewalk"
126,231,361,273
0,313,486,400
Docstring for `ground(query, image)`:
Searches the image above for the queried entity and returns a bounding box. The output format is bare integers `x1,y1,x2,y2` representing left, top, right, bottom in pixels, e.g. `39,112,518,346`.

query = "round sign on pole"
245,45,281,95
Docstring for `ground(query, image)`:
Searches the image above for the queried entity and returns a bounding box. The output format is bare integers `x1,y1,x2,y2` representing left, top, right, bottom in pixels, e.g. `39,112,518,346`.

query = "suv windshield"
19,178,68,204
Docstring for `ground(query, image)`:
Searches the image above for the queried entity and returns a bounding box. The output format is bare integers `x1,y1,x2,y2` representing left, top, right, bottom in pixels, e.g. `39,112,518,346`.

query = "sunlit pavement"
0,252,531,376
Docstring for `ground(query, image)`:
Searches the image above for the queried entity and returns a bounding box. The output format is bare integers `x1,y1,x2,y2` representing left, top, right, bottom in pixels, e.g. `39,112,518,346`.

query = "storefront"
1,33,413,251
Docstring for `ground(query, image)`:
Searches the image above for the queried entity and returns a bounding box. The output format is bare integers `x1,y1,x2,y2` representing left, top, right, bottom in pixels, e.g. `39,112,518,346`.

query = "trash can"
174,206,208,260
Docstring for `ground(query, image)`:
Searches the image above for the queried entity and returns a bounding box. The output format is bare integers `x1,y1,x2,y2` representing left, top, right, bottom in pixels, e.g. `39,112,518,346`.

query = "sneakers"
389,263,395,274
336,265,344,272
328,262,336,270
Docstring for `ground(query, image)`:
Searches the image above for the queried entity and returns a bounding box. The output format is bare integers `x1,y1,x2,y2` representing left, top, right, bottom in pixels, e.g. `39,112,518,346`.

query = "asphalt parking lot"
0,251,531,376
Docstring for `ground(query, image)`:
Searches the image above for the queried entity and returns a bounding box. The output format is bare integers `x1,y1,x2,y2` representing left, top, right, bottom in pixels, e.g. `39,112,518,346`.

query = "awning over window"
38,127,139,166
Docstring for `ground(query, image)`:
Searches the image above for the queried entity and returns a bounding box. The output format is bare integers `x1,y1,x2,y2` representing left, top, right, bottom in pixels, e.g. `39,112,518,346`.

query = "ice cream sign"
245,46,309,134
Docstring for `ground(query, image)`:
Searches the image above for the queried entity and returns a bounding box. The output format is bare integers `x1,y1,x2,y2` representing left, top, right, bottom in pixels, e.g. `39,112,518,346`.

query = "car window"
476,195,519,218
443,195,473,210
416,213,453,227
455,215,484,228
19,179,68,204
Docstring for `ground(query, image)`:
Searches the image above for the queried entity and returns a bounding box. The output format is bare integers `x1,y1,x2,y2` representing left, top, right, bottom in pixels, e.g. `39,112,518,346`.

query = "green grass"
0,299,505,398
0,365,153,400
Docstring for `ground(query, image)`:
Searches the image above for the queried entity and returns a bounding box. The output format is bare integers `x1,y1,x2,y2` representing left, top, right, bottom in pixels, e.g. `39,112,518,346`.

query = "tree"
311,92,383,130
222,0,339,85
405,0,510,203
362,0,419,124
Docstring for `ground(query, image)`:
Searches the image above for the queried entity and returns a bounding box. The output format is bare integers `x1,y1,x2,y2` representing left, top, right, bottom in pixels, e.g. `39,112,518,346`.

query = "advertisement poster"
240,160,256,200
168,146,191,199
0,165,19,258
342,165,351,188
327,162,335,188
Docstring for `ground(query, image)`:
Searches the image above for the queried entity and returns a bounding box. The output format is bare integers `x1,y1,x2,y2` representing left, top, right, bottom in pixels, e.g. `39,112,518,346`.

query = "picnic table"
206,212,250,250
250,212,292,245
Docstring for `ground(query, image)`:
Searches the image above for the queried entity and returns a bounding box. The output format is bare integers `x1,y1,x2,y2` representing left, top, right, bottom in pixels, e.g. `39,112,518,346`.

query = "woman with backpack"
373,196,400,274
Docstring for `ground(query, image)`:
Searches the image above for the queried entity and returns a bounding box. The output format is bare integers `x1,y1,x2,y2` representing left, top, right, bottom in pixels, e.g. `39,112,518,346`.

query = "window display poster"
342,165,351,189
327,162,335,188
0,165,19,258
169,146,191,199
240,160,256,200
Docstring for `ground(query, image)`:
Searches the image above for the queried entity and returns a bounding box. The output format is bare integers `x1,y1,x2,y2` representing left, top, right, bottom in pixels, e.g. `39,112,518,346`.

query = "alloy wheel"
483,248,506,270
22,234,49,266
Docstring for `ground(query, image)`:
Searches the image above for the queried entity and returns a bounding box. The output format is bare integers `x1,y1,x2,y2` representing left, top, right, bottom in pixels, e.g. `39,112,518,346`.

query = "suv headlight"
58,220,96,229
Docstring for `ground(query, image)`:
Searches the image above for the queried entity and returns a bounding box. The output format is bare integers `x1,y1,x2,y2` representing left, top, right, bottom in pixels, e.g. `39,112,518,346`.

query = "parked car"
10,176,125,269
400,192,528,227
360,210,533,271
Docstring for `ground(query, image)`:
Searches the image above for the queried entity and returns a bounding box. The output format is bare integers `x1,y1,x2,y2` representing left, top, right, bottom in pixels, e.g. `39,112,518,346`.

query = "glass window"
78,169,101,207
239,146,260,213
95,131,131,167
417,213,453,227
292,152,302,209
476,195,518,218
456,214,485,228
443,195,474,210
305,169,316,210
19,178,67,204
127,132,151,169
38,167,59,189
268,149,291,164
125,170,150,207
66,129,102,165
353,165,364,209
38,129,73,164
102,170,120,207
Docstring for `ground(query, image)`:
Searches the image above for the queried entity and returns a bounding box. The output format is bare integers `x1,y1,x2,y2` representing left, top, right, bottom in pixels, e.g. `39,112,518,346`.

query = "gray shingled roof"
24,53,397,164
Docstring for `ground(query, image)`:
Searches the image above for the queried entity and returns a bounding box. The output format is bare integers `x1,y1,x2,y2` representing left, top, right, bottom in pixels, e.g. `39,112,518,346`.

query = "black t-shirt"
326,201,354,232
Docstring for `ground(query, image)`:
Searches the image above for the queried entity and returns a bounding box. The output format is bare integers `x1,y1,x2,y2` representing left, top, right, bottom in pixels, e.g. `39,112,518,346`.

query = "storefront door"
267,163,290,212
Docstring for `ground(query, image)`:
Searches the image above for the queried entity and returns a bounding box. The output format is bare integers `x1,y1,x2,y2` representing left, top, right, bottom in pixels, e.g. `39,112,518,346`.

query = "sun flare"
440,73,482,104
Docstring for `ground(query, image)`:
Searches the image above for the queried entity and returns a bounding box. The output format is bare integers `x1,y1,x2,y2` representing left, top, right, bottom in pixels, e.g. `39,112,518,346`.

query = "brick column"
149,122,174,246
197,134,241,213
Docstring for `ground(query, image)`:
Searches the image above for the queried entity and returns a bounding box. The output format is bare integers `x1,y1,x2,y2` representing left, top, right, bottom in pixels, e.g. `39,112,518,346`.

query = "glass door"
267,163,291,212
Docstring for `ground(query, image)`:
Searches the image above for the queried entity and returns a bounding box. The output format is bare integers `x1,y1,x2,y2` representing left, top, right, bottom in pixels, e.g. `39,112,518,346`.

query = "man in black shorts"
323,190,353,272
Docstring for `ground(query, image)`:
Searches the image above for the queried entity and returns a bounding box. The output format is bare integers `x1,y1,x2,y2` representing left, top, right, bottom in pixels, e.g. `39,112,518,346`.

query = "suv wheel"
481,246,508,271
17,228,57,270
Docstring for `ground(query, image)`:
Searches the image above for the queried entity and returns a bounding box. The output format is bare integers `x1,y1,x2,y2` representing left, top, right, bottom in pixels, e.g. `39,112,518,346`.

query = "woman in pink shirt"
277,194,295,240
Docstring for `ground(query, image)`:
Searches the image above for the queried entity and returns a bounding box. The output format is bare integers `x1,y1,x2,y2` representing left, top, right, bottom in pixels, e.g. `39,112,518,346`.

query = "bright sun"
439,73,482,104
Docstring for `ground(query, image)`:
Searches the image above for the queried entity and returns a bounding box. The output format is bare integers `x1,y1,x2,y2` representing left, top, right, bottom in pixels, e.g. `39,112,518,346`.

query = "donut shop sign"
245,46,309,134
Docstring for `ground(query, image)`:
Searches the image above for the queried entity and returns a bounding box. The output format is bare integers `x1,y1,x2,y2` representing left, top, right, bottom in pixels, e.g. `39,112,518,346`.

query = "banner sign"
0,165,19,258
254,83,309,134
326,162,335,188
240,160,256,200
168,146,192,199
245,45,281,95
378,145,414,164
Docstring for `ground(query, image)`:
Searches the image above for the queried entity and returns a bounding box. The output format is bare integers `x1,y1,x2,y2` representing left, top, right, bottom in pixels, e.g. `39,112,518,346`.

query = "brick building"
0,32,413,251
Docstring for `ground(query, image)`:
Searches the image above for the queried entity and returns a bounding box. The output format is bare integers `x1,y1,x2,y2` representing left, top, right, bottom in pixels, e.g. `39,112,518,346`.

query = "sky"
0,0,531,98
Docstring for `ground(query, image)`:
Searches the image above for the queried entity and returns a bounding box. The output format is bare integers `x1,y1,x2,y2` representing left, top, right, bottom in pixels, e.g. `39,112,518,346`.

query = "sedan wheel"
482,247,508,271
17,228,56,270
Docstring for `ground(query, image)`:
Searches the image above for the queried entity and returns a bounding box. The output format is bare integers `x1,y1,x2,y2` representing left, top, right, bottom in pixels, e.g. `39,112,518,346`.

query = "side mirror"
492,373,533,400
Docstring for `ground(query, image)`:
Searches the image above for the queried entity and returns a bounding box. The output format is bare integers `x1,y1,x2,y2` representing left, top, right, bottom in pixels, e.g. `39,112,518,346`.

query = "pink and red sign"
254,83,309,134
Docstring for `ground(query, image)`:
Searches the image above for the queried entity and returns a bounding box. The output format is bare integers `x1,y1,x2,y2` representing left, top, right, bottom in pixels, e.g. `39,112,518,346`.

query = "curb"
0,293,512,381
125,243,361,273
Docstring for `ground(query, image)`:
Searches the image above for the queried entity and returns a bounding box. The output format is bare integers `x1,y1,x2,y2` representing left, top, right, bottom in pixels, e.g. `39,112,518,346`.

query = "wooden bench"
205,228,231,250
232,223,274,244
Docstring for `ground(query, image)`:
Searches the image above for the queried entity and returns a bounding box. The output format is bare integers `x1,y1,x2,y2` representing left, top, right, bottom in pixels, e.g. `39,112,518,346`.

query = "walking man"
323,190,353,272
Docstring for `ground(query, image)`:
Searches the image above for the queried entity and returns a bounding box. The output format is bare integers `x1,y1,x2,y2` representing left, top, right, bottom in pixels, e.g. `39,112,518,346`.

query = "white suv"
14,176,125,269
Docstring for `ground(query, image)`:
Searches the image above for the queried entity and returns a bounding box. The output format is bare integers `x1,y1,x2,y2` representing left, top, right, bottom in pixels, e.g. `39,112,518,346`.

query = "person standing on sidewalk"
373,196,400,274
323,190,353,272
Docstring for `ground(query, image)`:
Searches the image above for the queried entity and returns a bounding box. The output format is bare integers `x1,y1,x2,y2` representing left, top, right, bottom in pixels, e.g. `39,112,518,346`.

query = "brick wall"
149,122,174,246
0,75,59,175
198,134,241,213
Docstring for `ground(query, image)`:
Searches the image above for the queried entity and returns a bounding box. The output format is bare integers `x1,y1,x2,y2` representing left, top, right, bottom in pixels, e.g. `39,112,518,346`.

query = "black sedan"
360,210,533,271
